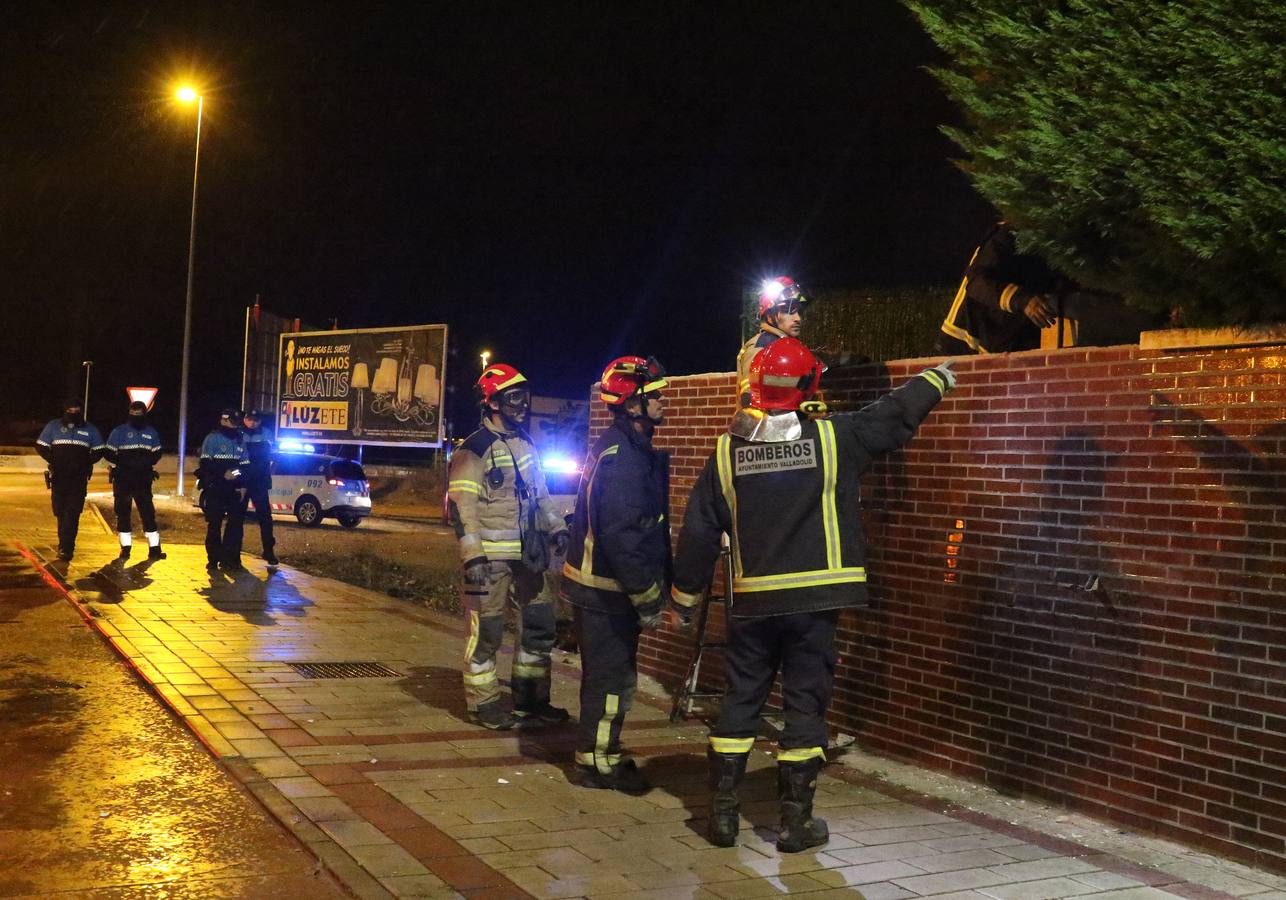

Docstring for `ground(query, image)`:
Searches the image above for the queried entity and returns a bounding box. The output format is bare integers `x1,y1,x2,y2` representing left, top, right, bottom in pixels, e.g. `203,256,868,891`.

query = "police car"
199,449,372,528
270,451,372,527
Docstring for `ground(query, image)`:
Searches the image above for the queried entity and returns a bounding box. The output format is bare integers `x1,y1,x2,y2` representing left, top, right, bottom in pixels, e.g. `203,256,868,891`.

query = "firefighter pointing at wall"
446,364,571,730
672,337,957,852
561,356,671,794
736,276,811,408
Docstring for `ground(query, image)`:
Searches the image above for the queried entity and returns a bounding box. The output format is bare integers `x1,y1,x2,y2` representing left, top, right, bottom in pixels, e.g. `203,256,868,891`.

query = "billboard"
276,324,448,447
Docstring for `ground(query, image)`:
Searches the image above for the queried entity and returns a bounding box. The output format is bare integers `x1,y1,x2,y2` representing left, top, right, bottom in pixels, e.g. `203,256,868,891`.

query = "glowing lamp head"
176,86,198,103
761,279,786,302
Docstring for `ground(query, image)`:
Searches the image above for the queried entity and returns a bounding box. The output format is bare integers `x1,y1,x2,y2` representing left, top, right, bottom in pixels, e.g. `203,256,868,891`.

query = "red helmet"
599,356,667,407
476,364,528,404
748,337,823,411
757,276,810,319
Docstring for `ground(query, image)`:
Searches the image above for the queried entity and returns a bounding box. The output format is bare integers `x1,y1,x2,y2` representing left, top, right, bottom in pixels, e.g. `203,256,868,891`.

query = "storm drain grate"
288,661,402,679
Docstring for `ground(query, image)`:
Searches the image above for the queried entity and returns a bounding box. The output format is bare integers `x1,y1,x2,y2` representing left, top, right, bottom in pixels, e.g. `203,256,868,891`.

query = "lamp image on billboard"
276,324,447,448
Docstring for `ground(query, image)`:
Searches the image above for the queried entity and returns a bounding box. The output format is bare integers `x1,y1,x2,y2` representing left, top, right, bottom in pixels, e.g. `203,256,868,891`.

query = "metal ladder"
669,535,733,722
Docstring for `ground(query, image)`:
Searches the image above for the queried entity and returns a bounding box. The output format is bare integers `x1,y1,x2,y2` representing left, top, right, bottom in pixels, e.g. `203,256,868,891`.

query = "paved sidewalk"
9,496,1286,899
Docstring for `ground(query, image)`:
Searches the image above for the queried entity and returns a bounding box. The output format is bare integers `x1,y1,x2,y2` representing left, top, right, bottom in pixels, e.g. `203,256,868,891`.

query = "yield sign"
126,387,158,410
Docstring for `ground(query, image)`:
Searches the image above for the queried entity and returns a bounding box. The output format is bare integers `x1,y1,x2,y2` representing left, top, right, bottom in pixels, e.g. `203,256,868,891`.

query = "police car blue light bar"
543,454,581,474
278,440,316,453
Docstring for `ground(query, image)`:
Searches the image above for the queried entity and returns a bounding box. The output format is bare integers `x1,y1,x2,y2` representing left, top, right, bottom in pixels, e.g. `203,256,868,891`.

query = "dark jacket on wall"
941,222,1072,354
672,372,946,618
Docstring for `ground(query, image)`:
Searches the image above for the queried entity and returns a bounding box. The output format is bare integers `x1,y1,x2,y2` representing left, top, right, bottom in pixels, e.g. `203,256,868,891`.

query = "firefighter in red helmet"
672,338,957,851
446,363,571,730
736,276,811,408
562,355,671,793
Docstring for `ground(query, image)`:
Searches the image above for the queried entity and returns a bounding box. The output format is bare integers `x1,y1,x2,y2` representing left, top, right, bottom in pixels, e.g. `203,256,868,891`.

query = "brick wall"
588,342,1286,871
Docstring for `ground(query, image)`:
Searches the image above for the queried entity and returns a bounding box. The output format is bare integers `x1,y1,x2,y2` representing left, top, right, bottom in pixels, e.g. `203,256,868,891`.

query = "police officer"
736,276,811,407
561,356,670,794
672,338,956,852
445,364,571,730
239,409,278,566
939,221,1070,354
36,399,105,561
104,400,165,562
197,408,249,573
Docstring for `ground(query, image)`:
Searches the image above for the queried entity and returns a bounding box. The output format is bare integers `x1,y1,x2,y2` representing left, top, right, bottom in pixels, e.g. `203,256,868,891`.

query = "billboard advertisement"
276,324,447,447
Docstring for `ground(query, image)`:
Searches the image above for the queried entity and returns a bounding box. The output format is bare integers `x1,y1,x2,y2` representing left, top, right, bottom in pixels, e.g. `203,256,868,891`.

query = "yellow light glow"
176,86,198,103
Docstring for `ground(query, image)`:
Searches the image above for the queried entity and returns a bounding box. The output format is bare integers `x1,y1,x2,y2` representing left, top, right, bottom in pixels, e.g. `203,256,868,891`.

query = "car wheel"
337,514,361,529
295,496,323,527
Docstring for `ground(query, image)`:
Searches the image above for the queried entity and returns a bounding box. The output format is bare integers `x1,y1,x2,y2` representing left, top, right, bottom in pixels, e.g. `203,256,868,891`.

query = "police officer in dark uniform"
104,400,165,562
672,338,956,852
239,409,277,566
198,409,249,573
561,356,671,794
36,400,105,561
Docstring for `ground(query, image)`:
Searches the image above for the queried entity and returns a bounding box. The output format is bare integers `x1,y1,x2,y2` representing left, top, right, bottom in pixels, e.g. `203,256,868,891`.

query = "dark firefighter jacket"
240,427,274,489
672,371,948,619
941,222,1072,354
36,420,105,484
562,421,672,618
197,430,248,490
735,323,787,407
104,423,163,488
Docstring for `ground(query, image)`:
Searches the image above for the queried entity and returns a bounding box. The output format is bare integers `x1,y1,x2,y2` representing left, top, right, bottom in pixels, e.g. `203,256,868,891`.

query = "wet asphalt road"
0,482,346,898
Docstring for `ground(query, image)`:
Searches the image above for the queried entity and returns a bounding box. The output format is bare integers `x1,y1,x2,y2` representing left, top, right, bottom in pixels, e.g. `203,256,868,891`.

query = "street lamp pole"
175,91,203,498
81,360,93,417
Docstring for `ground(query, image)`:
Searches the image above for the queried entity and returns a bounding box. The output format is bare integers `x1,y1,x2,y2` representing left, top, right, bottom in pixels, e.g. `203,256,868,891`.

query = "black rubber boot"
576,758,649,795
777,758,829,853
707,749,748,847
117,545,131,563
471,699,516,731
263,549,279,566
514,702,570,725
148,545,166,560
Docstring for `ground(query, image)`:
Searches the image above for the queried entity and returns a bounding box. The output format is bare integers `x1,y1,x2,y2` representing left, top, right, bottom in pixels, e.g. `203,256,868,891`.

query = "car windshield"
328,460,366,481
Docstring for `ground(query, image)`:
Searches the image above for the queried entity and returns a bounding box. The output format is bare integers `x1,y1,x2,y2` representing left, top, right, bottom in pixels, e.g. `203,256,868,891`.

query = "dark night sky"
1,2,992,443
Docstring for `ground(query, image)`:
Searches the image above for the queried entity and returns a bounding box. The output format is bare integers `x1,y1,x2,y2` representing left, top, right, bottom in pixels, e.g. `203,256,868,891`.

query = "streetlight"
81,361,93,417
174,85,203,497
480,350,491,370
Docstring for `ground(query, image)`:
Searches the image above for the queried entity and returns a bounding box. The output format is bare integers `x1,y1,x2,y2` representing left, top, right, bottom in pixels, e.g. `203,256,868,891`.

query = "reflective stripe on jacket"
105,423,163,485
446,420,566,564
673,372,946,618
561,422,671,616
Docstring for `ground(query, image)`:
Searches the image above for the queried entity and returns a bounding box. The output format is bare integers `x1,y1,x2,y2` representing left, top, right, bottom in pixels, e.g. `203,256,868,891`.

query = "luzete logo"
734,439,817,476
278,401,348,431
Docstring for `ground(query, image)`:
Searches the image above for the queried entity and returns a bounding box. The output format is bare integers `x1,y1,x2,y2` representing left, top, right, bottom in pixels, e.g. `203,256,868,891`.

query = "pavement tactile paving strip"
9,503,1286,900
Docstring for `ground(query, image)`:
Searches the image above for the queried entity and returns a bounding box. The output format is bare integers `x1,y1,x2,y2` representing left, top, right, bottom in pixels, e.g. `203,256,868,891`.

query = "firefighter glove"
550,530,570,556
463,558,490,585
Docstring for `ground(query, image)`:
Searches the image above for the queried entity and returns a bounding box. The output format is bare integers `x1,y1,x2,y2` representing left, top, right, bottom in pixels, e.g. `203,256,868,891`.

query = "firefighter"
239,409,278,566
939,221,1071,354
671,338,956,852
104,400,165,562
36,399,105,562
446,364,571,730
561,356,670,794
736,276,811,407
197,408,250,573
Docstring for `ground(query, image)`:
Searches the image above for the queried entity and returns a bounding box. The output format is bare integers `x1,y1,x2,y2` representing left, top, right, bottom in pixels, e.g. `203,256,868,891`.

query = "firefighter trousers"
572,606,639,773
114,482,158,534
709,610,838,763
203,486,245,566
50,479,87,555
239,486,275,551
461,560,556,712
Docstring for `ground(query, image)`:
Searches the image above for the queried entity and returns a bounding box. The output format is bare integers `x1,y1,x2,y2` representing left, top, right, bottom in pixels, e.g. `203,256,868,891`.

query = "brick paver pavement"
8,496,1286,900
